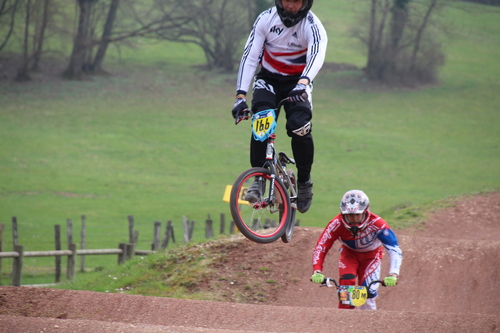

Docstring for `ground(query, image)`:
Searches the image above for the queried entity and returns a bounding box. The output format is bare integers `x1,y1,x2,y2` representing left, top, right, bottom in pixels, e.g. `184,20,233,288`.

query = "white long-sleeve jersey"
236,7,328,94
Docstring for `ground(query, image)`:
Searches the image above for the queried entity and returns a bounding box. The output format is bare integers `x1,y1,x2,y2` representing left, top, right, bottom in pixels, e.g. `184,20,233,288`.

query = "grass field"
0,1,498,285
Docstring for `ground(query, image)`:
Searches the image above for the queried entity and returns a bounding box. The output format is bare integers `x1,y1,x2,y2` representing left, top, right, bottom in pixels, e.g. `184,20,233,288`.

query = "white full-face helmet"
275,0,314,27
340,190,370,235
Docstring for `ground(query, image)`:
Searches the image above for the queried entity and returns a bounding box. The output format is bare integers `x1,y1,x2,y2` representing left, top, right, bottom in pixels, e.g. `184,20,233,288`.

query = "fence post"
183,216,190,243
126,243,135,261
67,243,76,280
220,213,225,235
12,217,18,246
67,219,73,247
230,220,235,234
118,243,126,264
161,221,171,249
80,215,86,273
205,214,214,239
128,215,134,243
152,221,161,251
55,225,62,283
189,220,195,241
170,222,176,244
12,245,23,286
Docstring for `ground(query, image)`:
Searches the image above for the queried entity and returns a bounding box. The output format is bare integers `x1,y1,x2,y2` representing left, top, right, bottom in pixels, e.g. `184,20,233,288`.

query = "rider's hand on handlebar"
384,274,398,286
232,97,248,119
288,83,308,103
311,271,325,283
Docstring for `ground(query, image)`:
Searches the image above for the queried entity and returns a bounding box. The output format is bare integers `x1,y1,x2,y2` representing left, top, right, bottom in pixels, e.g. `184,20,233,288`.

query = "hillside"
0,192,499,332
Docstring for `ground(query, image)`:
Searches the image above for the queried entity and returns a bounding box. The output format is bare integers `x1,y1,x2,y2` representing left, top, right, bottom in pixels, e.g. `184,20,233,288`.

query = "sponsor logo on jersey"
270,26,284,35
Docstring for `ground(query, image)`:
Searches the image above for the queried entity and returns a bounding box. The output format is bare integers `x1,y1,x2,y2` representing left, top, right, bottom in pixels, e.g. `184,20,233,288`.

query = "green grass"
0,0,499,285
52,242,221,299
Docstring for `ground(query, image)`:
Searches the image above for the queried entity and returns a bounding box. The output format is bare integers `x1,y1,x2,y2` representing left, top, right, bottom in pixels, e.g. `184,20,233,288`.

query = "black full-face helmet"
275,0,314,27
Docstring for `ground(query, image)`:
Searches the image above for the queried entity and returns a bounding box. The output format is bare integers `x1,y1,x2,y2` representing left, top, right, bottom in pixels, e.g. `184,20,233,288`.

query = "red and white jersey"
312,212,403,275
236,7,328,94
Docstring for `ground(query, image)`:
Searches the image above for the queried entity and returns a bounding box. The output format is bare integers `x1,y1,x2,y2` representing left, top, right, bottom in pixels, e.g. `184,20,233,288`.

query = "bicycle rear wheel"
230,167,291,243
281,169,297,243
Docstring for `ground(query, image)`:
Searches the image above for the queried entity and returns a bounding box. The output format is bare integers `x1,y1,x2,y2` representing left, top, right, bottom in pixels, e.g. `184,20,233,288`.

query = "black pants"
250,69,314,183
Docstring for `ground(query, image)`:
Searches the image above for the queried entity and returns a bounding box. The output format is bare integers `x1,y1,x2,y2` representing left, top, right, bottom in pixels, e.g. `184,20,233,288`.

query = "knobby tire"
281,169,297,243
230,167,291,243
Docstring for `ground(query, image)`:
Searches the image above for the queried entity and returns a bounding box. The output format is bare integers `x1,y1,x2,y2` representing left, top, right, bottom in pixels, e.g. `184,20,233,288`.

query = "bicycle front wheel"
281,169,297,244
229,167,291,243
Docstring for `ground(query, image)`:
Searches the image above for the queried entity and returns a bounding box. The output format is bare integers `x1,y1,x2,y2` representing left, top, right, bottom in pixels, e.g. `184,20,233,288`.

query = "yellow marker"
223,185,251,206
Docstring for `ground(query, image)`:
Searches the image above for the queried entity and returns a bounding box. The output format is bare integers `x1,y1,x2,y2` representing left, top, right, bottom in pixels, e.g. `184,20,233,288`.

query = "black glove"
288,83,308,103
232,98,248,119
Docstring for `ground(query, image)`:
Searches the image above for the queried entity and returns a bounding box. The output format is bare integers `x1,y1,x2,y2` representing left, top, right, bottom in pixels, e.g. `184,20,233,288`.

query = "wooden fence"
0,213,242,286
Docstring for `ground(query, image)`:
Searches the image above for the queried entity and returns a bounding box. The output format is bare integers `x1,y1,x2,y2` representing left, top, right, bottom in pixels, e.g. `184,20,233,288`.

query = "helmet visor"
344,213,365,226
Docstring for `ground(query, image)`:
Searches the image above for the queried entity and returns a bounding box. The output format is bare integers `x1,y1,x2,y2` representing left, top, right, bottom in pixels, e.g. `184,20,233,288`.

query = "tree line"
0,0,492,85
0,0,271,80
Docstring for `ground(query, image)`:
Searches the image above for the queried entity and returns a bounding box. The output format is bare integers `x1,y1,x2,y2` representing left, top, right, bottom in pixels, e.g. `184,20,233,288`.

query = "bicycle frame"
262,140,297,211
246,99,297,211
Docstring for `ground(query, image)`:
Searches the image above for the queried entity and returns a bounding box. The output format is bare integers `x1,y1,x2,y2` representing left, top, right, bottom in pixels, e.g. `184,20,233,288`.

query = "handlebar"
322,278,386,289
234,93,308,125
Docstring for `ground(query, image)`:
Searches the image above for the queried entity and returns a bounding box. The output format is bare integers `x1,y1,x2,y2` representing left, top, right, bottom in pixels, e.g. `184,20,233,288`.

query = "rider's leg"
358,247,384,310
359,298,377,310
285,104,314,213
338,247,359,310
249,78,278,168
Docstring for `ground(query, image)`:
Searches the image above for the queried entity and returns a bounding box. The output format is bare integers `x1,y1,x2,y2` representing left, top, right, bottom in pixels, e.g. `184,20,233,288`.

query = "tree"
353,0,447,86
30,0,51,71
63,0,95,79
63,0,191,79
91,0,119,72
152,0,250,72
16,0,32,81
0,0,20,52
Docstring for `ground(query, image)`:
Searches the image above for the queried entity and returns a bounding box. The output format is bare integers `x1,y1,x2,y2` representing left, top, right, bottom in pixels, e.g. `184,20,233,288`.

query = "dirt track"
0,192,499,332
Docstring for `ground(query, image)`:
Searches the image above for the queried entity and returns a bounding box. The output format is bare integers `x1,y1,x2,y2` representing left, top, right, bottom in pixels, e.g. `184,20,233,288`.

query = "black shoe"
297,180,313,213
244,178,264,203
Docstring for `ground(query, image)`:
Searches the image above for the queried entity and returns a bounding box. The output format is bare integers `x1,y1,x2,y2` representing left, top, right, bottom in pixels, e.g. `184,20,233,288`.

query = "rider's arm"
379,228,403,276
236,11,269,95
300,12,328,85
312,218,341,272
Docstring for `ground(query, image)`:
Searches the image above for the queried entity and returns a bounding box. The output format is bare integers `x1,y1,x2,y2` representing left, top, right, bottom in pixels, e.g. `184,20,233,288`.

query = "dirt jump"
0,192,499,332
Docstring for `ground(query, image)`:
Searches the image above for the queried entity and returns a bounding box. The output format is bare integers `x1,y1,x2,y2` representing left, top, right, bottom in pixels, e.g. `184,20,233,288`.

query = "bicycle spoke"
229,168,290,243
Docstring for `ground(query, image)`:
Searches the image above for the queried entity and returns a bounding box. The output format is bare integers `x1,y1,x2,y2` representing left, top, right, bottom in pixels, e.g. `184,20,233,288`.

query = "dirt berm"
0,192,499,332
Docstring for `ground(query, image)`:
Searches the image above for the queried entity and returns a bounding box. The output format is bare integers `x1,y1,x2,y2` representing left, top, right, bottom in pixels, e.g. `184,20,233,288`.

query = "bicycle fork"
261,134,279,212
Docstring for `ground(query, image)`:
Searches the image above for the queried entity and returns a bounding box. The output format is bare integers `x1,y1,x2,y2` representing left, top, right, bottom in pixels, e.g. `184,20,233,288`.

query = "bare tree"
91,0,119,72
353,0,448,86
152,0,250,72
63,0,94,79
30,0,50,71
0,0,21,52
16,0,32,81
63,0,191,79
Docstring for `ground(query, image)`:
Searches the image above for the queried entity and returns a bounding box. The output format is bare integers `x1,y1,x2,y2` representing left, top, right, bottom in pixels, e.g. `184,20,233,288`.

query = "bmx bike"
229,97,300,244
321,277,386,307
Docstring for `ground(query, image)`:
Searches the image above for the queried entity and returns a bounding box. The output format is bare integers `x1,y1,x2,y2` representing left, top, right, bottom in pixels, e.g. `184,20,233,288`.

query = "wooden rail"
0,243,153,286
0,213,247,286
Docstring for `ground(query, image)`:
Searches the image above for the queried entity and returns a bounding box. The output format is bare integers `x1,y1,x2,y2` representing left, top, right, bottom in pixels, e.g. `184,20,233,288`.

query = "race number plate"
252,109,276,142
338,285,368,306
